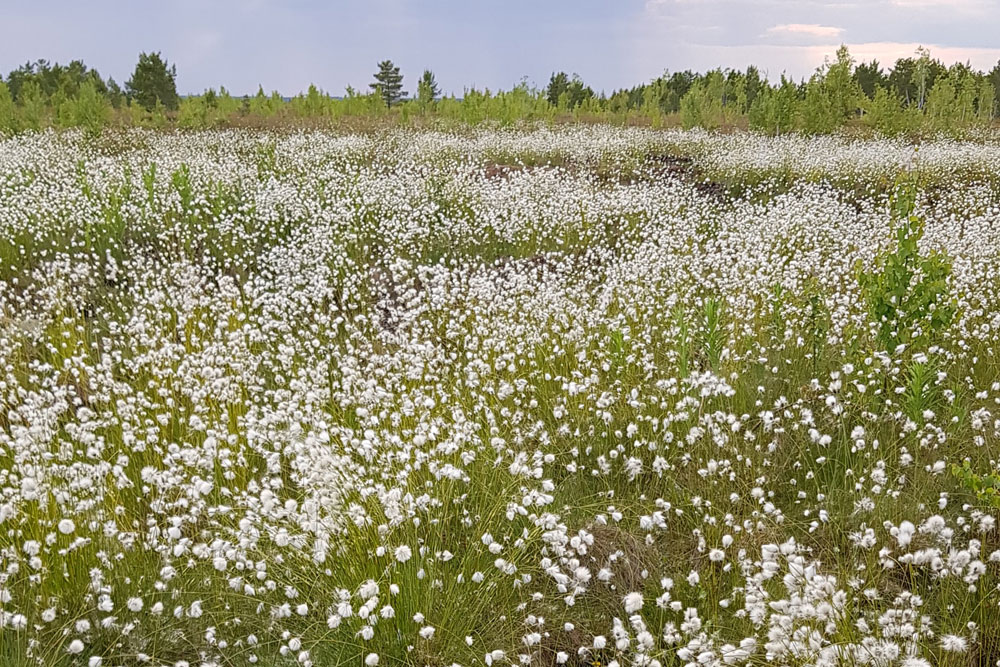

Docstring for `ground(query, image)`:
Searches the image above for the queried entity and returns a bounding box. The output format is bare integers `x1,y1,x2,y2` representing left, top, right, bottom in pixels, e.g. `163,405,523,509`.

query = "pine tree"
743,65,764,110
564,75,594,109
854,60,887,99
370,61,406,108
546,72,569,107
106,78,125,108
417,70,440,104
126,52,179,111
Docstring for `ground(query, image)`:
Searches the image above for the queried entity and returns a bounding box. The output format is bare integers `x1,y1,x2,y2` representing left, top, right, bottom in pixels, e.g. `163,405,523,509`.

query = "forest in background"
2,46,1000,136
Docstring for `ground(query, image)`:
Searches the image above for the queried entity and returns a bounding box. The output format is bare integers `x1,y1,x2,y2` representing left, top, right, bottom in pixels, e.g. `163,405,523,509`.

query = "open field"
2,126,1000,666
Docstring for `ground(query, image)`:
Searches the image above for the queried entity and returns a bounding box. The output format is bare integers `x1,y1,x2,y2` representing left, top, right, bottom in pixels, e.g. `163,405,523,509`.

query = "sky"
2,0,999,97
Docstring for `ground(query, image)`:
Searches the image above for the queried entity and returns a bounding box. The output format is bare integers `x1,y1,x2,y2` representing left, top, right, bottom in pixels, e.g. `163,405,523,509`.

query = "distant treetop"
126,52,180,111
370,60,407,108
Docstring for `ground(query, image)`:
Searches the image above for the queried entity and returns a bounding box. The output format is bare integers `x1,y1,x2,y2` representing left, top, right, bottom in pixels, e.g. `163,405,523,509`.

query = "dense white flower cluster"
0,127,999,665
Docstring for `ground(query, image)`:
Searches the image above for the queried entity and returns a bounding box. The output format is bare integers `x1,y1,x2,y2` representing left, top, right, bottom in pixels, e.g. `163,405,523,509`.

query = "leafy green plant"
171,163,193,214
17,79,46,131
748,77,798,135
857,179,957,354
679,70,731,130
608,328,629,377
863,87,914,136
951,460,1000,508
699,297,725,372
901,356,944,423
57,80,111,135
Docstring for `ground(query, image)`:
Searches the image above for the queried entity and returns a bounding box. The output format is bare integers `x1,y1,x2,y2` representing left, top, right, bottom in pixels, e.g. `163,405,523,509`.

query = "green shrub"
951,460,1000,508
857,180,957,354
863,87,910,136
0,81,15,134
17,80,46,131
57,80,111,134
680,71,727,130
748,77,798,135
800,77,838,134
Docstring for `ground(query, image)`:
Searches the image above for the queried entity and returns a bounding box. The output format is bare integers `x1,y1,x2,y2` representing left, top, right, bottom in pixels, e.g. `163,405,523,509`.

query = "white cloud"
840,41,1000,68
766,24,844,38
628,38,1000,84
644,0,708,7
889,0,989,8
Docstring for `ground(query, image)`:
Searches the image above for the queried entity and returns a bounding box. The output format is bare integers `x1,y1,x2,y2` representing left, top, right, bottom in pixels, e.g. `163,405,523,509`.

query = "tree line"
2,47,1000,135
0,53,180,134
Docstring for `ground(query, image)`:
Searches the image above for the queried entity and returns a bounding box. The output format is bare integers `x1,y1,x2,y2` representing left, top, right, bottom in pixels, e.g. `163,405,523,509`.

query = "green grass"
1,127,1000,666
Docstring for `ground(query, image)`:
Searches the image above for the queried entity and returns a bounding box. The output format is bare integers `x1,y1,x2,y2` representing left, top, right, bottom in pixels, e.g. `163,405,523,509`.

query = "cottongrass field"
3,126,1000,667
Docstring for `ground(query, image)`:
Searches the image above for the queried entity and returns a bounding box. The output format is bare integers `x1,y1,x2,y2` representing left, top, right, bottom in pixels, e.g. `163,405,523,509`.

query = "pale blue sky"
2,0,999,96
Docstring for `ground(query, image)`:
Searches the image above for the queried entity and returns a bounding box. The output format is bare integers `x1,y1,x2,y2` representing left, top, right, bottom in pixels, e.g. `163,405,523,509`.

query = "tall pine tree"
417,70,440,104
126,52,179,111
370,61,406,108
